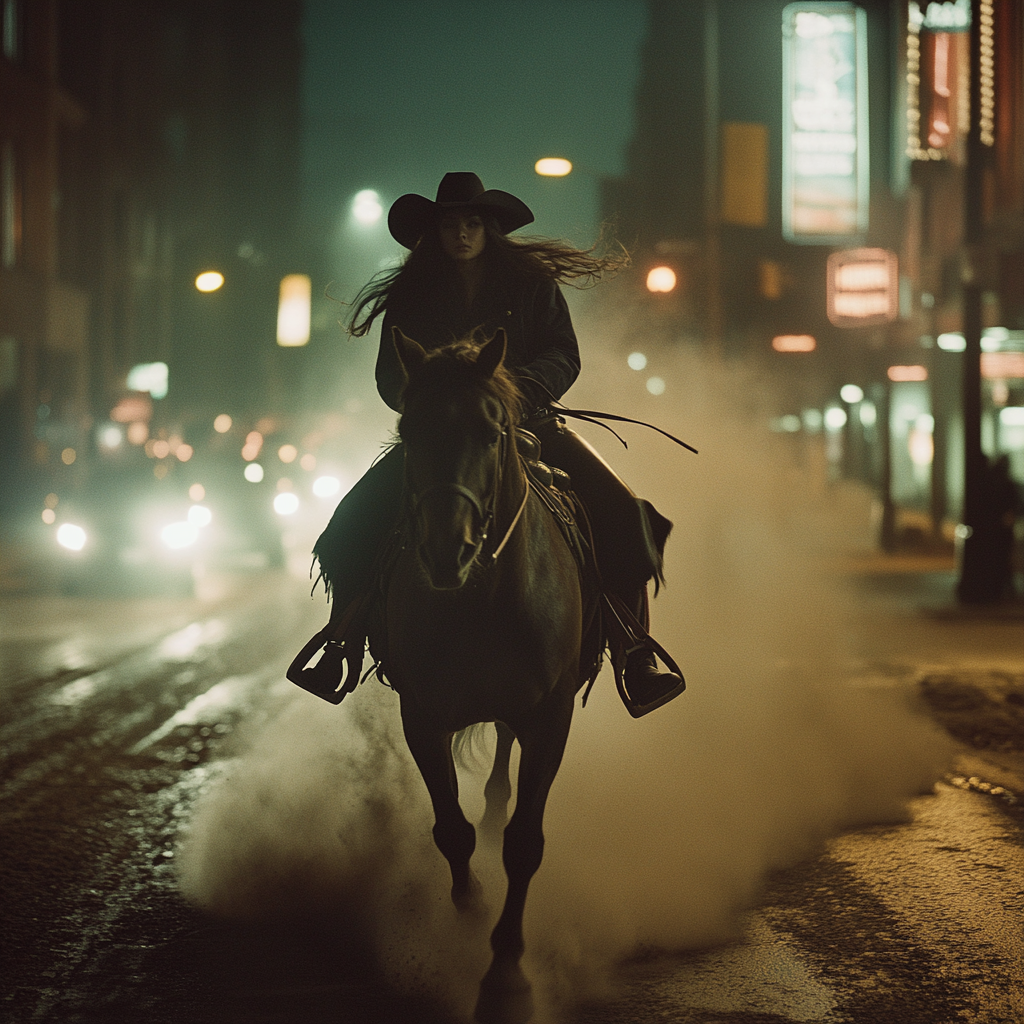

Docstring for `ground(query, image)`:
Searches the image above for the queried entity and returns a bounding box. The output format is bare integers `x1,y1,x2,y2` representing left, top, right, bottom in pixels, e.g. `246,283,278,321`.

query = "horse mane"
400,336,525,425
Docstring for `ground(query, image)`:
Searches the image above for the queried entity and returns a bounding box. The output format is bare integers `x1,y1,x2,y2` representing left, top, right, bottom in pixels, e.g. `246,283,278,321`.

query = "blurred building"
603,0,1024,548
0,0,302,509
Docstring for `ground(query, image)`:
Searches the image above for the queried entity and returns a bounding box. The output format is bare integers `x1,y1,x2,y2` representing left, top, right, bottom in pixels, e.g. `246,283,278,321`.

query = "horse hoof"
473,964,533,1024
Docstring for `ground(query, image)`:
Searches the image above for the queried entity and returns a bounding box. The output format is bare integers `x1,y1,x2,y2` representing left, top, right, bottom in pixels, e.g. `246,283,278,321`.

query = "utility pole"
956,0,994,603
703,0,722,358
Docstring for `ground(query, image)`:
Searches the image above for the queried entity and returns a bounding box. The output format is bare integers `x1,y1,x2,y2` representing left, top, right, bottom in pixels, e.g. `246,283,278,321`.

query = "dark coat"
375,271,580,415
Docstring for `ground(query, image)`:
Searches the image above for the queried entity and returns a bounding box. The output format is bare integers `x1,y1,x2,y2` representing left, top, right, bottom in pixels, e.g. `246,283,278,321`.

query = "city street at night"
4,1,1024,1022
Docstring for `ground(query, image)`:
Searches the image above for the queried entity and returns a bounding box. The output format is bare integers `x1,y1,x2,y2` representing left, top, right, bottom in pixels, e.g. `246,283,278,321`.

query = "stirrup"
622,651,686,718
602,592,686,718
287,629,360,704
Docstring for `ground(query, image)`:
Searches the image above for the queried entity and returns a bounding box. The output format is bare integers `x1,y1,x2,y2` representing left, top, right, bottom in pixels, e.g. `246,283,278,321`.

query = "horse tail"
452,722,495,772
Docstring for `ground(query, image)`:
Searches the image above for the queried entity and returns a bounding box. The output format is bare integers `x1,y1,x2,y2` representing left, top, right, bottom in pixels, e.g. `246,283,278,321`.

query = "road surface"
1,564,1021,1023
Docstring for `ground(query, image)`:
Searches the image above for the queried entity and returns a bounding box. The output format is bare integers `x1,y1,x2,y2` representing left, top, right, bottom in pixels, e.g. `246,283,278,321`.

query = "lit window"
2,0,22,62
2,140,21,269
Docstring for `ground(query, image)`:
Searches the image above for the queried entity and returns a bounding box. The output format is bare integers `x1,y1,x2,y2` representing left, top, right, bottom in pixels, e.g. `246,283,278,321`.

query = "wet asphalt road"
1,567,1022,1024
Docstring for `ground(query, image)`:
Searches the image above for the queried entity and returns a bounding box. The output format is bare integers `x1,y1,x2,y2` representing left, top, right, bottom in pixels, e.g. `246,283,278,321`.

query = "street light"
535,157,573,177
646,266,677,293
352,189,383,224
195,271,224,292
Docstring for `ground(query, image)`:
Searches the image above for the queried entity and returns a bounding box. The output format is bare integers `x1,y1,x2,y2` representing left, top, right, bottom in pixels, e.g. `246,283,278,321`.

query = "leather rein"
406,423,529,565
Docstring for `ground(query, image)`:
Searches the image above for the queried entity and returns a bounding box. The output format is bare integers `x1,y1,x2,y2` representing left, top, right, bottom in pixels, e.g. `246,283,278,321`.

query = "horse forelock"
400,338,523,426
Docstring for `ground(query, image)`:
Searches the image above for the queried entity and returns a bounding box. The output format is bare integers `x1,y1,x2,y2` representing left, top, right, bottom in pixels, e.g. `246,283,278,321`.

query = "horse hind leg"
481,721,515,841
401,714,484,915
475,703,574,1024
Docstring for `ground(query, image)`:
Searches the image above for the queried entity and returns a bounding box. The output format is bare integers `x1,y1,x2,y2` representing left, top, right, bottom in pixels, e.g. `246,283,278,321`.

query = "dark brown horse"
376,327,592,1024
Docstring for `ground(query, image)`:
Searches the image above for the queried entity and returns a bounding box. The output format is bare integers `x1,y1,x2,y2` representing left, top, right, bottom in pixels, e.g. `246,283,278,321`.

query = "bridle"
406,422,529,565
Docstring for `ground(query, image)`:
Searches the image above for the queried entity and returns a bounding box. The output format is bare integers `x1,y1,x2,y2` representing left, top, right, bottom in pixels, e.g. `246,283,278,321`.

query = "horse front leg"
401,711,484,914
480,721,515,841
475,700,574,1024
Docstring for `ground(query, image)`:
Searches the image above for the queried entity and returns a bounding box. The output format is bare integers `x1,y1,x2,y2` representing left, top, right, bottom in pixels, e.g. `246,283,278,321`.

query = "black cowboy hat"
387,172,534,249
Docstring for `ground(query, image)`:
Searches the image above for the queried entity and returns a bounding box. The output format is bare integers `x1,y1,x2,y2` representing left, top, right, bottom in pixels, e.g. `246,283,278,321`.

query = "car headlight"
273,492,299,516
187,504,212,528
161,521,199,549
56,523,88,551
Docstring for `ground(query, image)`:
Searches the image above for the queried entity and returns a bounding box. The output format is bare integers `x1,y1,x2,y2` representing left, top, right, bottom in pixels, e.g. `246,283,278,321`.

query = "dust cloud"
176,299,953,1021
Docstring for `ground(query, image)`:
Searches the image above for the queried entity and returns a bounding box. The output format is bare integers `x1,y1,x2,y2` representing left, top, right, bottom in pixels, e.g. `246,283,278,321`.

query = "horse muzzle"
419,540,480,590
411,484,490,590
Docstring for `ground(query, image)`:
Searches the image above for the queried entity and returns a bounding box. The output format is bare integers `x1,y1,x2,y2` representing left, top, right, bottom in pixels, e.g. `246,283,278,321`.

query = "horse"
374,326,595,1024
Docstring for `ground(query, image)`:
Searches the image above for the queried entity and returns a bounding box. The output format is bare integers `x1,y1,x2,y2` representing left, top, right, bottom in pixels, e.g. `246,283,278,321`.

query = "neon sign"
782,3,869,242
827,248,899,326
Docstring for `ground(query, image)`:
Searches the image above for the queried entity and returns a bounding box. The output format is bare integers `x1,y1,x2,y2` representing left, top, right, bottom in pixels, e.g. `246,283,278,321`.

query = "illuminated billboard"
782,4,869,242
827,248,899,326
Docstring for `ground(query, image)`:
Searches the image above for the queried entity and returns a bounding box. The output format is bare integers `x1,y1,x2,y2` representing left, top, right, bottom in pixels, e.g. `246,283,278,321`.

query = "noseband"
410,479,495,546
406,425,529,562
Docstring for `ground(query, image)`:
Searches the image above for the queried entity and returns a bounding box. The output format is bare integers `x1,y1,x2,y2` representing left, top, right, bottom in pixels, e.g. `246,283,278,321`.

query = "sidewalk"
841,550,1024,802
840,548,1024,621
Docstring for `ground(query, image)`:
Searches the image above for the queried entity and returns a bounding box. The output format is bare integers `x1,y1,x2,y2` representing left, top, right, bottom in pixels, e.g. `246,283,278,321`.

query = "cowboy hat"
387,172,534,249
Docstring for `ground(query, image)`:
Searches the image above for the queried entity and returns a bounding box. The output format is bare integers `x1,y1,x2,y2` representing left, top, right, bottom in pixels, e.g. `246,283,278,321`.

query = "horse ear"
393,327,427,377
475,328,507,379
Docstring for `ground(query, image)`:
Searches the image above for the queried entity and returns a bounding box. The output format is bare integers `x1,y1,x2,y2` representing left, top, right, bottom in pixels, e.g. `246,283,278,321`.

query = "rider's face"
438,210,486,262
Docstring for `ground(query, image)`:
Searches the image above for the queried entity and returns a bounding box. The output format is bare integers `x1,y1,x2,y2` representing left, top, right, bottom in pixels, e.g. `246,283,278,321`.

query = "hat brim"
388,190,534,249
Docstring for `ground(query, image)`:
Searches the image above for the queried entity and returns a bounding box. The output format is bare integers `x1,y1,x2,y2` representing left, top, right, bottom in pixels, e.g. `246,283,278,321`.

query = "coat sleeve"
514,280,581,411
375,308,406,412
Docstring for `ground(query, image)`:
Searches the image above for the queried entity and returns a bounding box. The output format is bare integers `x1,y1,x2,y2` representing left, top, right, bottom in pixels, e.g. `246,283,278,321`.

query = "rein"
406,423,529,566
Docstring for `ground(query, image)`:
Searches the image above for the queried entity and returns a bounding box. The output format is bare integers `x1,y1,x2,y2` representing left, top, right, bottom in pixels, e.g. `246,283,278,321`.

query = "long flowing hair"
347,216,629,337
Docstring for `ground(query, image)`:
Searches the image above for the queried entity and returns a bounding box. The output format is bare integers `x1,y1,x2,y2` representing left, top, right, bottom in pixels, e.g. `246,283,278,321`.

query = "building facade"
602,0,1024,553
0,0,302,512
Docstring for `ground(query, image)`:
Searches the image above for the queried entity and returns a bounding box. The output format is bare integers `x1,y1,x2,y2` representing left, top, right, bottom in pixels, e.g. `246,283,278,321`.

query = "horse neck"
488,428,531,564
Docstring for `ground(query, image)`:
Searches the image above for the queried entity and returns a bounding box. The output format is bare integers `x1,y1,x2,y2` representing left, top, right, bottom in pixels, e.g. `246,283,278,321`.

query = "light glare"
213,414,232,433
244,463,264,483
839,384,864,404
276,274,311,347
646,267,677,293
273,492,300,516
312,475,341,498
535,158,573,177
888,365,928,382
627,352,648,371
772,335,816,352
187,504,212,527
195,271,224,292
57,523,87,551
352,189,383,224
161,521,199,549
824,407,848,430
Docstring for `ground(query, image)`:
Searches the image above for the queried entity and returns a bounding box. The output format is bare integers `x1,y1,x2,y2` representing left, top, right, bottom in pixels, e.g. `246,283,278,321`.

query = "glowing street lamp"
646,266,677,293
195,270,225,292
535,157,573,177
276,274,311,347
352,189,383,224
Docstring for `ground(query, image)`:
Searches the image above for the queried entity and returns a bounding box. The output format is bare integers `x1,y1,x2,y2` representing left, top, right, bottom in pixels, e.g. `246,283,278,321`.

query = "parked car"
43,461,284,596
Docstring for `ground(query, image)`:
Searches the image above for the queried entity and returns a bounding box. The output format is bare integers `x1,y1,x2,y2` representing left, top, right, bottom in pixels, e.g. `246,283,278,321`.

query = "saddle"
286,428,678,711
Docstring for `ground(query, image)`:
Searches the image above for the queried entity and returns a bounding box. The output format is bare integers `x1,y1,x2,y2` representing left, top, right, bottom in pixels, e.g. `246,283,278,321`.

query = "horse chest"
384,559,576,718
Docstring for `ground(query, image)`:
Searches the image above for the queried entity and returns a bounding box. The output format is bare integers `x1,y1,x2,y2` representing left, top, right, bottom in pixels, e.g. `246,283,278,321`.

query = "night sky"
300,0,646,294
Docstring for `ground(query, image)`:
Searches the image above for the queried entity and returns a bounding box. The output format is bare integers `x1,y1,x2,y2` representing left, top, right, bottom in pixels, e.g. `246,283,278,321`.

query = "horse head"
393,327,520,590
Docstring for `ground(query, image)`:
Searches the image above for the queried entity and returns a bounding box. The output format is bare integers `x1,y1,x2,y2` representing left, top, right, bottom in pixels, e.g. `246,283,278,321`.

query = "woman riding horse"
307,171,684,716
